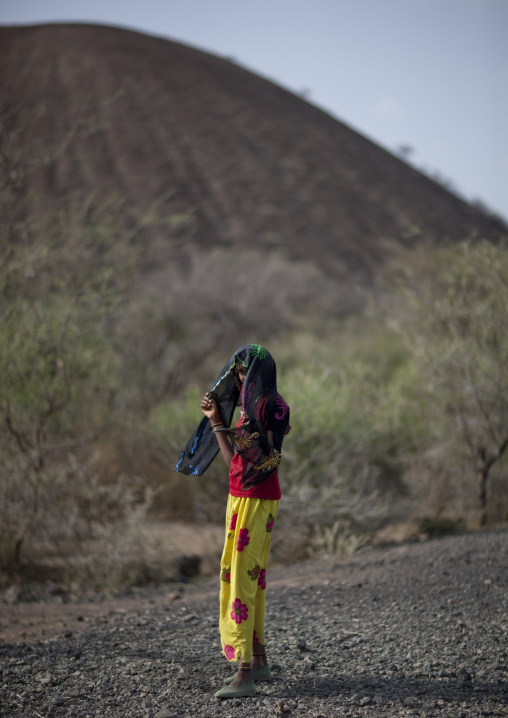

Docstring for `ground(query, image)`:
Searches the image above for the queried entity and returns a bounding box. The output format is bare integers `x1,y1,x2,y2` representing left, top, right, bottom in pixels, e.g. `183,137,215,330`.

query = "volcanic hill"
1,23,505,284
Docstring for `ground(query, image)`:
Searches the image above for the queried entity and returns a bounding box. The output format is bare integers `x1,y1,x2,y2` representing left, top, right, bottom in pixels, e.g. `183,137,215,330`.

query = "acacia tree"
388,240,508,525
0,212,125,565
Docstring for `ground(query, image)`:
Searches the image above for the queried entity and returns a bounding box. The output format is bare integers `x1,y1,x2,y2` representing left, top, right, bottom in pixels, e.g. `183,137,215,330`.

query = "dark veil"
176,344,290,487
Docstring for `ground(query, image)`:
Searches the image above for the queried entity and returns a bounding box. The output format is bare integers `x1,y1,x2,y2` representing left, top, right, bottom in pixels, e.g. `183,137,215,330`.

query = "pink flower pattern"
229,513,238,531
253,630,260,644
237,528,250,552
275,394,289,420
224,645,235,661
231,598,248,624
242,382,255,410
266,513,274,532
258,569,267,590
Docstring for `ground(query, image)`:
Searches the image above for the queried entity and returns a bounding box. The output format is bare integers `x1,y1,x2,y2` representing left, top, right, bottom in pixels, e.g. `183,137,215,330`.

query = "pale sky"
2,0,507,221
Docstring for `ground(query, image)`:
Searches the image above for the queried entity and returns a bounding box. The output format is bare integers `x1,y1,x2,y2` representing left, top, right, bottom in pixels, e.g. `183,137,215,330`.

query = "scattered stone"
175,554,202,579
1,529,506,718
36,671,51,684
45,580,64,596
457,667,472,682
273,699,290,714
4,585,22,604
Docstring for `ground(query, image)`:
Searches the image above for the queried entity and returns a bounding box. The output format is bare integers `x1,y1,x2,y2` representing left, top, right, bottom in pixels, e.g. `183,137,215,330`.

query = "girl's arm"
201,393,234,468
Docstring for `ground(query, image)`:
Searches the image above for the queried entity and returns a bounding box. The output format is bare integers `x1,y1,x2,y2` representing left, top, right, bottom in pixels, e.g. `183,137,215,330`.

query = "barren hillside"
1,23,505,285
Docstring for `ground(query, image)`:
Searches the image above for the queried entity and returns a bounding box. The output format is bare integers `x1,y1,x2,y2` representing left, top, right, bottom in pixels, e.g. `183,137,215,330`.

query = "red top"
228,416,281,500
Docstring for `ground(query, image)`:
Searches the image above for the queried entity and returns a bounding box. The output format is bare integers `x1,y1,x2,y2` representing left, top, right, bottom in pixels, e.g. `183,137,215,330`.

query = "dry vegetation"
2,191,507,595
1,93,508,595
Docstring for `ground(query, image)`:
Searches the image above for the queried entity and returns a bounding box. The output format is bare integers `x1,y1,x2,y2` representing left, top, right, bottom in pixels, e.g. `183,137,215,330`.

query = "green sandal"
223,664,271,685
215,680,256,698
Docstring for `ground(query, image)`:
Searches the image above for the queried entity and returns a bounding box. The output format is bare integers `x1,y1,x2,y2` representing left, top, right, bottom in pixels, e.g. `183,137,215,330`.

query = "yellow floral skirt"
219,494,279,663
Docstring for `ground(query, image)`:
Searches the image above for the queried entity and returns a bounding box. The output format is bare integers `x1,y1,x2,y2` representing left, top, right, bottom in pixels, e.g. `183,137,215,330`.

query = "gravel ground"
1,529,507,718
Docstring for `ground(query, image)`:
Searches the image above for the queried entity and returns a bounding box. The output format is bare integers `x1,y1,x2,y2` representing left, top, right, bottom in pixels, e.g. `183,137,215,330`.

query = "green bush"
275,323,422,544
382,239,508,525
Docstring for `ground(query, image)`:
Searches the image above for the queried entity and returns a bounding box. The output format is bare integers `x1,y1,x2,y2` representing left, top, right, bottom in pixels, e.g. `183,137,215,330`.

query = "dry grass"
140,520,225,578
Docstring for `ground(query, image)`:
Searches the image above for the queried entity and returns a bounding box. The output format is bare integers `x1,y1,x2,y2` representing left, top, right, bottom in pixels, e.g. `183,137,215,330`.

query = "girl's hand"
240,410,251,426
201,393,220,423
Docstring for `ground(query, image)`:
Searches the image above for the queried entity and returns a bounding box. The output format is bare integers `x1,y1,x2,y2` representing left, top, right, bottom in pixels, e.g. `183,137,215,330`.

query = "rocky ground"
1,529,507,718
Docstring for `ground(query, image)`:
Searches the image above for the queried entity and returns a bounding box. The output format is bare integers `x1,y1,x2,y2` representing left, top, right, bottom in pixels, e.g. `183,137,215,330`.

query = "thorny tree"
0,108,129,567
388,240,508,526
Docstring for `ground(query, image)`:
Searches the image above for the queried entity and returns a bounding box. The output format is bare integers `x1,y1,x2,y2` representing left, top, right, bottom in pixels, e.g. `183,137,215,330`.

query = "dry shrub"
113,246,353,411
381,240,508,527
0,452,153,591
307,520,369,565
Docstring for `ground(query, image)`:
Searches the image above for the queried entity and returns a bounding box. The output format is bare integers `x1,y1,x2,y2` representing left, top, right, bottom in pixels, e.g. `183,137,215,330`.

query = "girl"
177,344,290,698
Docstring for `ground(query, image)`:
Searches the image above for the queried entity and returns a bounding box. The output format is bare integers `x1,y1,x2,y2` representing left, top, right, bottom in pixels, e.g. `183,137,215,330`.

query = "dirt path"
1,529,507,718
0,534,418,644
